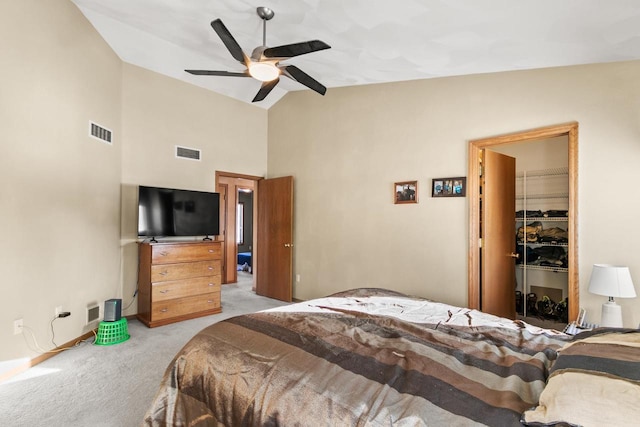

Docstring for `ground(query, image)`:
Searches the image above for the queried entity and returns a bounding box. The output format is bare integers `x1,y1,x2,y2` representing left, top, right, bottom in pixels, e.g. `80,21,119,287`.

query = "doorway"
237,187,254,273
216,172,260,285
468,122,579,322
215,172,295,302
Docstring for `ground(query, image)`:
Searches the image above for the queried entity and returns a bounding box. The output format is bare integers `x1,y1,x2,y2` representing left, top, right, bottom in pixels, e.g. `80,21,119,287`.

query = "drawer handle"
159,271,168,276
208,283,214,287
207,300,214,303
160,308,168,312
160,251,169,257
208,266,214,270
159,290,169,294
208,249,214,253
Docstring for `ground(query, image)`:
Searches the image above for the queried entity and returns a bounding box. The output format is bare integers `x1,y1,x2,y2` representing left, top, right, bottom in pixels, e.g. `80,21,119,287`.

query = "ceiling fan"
186,7,331,103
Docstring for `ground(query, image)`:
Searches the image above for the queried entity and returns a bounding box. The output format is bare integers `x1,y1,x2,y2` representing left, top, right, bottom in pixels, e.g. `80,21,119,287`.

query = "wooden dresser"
137,241,222,328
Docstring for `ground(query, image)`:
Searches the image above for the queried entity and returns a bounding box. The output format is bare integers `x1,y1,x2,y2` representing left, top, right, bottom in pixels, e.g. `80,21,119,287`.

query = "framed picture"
394,181,418,204
432,177,466,197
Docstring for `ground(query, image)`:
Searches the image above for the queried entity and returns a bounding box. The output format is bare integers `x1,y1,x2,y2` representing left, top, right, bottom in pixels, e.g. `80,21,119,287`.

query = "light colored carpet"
0,273,289,427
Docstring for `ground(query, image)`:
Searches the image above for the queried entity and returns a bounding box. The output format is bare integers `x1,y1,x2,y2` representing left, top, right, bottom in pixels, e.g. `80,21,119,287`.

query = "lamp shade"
588,264,637,298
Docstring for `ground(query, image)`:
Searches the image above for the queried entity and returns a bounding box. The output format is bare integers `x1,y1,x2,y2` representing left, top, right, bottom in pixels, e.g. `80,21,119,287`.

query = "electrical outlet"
55,306,63,317
14,319,23,335
296,274,301,283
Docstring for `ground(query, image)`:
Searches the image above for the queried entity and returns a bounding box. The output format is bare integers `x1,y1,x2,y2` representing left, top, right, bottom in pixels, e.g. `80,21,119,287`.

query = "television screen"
138,186,220,237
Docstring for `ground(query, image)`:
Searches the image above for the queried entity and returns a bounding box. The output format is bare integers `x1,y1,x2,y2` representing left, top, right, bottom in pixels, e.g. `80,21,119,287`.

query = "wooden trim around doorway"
468,122,579,322
215,171,262,285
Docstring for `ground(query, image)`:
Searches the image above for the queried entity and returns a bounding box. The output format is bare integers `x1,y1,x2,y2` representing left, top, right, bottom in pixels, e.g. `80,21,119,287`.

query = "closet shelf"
516,217,568,222
516,193,569,200
516,167,569,178
517,242,568,248
516,265,568,273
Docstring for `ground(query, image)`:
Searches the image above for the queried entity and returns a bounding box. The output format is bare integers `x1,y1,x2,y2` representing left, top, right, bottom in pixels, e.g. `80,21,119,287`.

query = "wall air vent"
87,305,100,324
89,121,112,144
175,145,201,161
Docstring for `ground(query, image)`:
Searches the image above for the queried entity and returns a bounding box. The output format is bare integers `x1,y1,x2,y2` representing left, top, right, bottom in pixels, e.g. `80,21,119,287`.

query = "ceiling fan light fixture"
248,62,280,82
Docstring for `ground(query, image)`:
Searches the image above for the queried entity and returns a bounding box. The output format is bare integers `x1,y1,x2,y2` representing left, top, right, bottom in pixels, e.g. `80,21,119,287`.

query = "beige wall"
492,137,568,171
0,1,267,373
120,64,268,191
119,63,268,313
268,61,640,329
1,0,122,369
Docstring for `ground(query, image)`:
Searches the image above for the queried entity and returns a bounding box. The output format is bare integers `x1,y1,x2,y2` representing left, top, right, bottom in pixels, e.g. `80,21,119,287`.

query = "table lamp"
588,264,636,327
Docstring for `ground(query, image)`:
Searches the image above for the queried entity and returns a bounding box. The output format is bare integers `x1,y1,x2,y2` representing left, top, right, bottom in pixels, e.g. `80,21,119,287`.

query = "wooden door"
481,150,516,319
256,176,293,302
216,183,228,283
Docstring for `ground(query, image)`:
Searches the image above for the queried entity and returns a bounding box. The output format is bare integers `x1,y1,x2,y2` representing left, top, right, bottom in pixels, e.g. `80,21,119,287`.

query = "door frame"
216,171,262,285
468,122,579,321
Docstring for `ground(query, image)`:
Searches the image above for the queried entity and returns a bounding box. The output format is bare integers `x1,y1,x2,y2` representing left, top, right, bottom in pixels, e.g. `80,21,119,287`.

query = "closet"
468,122,579,327
490,135,570,328
515,168,569,324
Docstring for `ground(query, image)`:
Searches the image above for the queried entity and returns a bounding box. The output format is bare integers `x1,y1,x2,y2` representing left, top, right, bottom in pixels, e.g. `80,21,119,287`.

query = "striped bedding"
144,288,572,426
522,329,640,426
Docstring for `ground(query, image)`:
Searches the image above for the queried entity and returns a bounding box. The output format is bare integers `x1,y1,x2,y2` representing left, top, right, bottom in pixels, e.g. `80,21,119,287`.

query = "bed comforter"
144,288,571,426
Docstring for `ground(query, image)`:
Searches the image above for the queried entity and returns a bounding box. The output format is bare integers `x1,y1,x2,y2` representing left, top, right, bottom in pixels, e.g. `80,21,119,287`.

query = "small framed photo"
394,181,418,204
432,177,466,197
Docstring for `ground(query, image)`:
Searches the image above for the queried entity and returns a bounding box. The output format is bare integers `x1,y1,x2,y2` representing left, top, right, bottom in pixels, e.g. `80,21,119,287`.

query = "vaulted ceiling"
72,0,640,109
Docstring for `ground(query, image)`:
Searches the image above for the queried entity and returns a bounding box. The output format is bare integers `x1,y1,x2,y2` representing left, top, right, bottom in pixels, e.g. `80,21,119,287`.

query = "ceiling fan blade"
263,40,330,59
252,78,280,103
185,69,250,77
210,19,248,65
282,65,327,95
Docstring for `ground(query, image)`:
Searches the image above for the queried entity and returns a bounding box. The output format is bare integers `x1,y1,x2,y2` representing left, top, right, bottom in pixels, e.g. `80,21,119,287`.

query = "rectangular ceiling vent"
89,121,112,144
176,145,201,161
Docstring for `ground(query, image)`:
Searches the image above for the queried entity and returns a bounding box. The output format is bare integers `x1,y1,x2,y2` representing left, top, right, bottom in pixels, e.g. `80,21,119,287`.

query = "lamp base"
600,301,623,328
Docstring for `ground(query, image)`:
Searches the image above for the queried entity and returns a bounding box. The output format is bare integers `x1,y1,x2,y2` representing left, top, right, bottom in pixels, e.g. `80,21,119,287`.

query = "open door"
481,150,516,319
256,176,293,302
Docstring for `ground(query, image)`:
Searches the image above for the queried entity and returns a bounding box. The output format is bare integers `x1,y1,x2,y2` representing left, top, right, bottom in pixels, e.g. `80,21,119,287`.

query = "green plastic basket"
95,318,130,346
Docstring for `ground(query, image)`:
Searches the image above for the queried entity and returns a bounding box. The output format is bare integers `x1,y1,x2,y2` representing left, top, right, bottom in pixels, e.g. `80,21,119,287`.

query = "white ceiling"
72,0,640,109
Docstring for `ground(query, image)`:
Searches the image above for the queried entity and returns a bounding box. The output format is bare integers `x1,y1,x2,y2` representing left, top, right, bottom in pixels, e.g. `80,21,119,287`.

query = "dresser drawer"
152,277,221,302
151,242,221,264
151,293,221,321
151,260,221,282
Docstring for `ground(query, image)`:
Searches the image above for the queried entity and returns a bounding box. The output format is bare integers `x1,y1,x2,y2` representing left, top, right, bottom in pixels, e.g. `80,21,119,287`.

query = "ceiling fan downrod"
256,6,274,46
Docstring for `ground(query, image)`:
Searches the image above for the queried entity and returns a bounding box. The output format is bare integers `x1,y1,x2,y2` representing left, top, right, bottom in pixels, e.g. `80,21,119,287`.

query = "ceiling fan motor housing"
251,45,269,61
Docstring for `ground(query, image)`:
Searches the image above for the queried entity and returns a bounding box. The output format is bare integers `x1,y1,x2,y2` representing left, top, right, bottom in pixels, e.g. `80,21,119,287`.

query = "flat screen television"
137,185,220,238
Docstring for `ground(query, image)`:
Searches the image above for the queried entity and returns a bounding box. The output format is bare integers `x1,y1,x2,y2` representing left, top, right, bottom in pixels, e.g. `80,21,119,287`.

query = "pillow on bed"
521,330,640,427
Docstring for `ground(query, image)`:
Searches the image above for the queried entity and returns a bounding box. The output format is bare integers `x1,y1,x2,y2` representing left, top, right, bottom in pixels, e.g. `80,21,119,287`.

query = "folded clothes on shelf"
538,227,568,244
516,210,544,218
543,209,568,217
516,209,569,218
516,222,568,244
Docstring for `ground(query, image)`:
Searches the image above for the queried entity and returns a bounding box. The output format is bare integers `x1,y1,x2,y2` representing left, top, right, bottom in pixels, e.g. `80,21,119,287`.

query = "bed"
143,288,640,426
237,252,252,267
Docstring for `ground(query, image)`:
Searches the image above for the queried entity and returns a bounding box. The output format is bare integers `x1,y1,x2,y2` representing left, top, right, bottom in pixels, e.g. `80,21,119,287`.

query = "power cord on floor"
51,317,59,348
20,316,94,355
